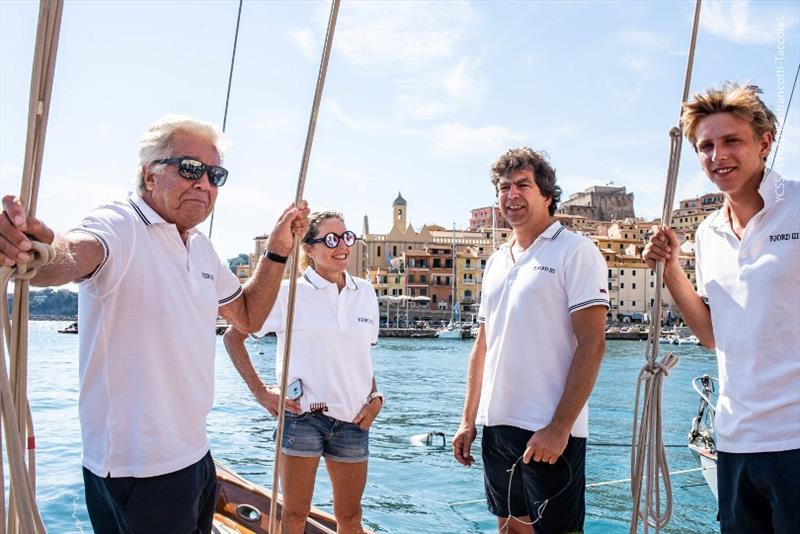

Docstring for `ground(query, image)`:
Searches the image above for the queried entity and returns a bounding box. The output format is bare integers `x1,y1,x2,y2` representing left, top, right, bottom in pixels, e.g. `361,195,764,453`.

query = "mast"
450,223,456,325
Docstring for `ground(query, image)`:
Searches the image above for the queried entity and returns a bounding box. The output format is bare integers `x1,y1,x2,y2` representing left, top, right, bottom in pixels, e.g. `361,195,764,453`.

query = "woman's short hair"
681,83,778,153
490,147,561,216
136,114,227,195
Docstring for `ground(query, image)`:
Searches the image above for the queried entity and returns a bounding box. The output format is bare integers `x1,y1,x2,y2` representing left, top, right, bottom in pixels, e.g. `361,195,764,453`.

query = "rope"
268,1,341,532
1,1,63,531
208,0,244,240
500,455,573,533
630,1,701,532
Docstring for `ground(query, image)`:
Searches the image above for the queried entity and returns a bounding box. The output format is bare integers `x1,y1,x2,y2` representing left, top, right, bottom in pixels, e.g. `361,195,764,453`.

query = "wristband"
366,391,384,406
264,250,288,264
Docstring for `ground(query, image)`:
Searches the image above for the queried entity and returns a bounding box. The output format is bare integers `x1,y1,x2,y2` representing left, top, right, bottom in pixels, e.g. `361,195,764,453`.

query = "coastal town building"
469,205,510,231
243,188,718,325
557,184,635,221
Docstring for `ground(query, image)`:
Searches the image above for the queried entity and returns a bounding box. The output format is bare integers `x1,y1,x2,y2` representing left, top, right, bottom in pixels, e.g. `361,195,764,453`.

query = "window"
650,281,654,288
621,283,625,289
632,301,636,306
620,269,625,275
420,275,427,283
393,245,397,257
608,282,612,290
408,275,414,283
620,300,625,306
632,270,636,276
632,283,636,289
608,269,612,277
377,246,381,257
433,259,441,268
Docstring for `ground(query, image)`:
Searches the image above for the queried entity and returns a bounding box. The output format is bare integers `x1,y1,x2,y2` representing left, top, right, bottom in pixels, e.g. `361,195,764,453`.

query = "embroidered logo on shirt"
532,265,557,274
769,232,799,242
201,272,215,281
357,317,374,325
599,288,607,294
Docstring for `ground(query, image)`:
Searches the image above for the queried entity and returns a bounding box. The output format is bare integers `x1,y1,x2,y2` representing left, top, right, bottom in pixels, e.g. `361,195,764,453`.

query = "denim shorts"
280,411,369,463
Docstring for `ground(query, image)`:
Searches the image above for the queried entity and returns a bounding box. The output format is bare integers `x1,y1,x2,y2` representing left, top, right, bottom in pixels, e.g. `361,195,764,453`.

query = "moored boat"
688,375,718,500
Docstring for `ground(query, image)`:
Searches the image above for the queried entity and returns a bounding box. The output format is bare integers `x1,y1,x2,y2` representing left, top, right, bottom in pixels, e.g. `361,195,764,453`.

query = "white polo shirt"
476,222,609,437
695,170,800,453
253,267,379,423
74,193,242,477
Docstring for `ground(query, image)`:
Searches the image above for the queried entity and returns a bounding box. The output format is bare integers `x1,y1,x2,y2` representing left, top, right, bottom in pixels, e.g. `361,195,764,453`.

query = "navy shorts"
281,411,369,463
83,450,217,534
717,448,800,533
482,425,586,534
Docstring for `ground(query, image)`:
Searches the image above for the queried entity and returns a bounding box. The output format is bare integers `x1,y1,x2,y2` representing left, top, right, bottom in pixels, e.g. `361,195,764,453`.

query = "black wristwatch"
264,250,288,264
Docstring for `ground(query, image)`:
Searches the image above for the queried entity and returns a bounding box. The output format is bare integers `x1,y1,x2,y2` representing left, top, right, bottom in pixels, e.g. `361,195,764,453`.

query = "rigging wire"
208,0,244,240
630,1,701,532
268,1,341,532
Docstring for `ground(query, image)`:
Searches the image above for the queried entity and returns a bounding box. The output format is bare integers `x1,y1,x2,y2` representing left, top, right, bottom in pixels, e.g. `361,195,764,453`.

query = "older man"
0,114,309,533
453,147,607,534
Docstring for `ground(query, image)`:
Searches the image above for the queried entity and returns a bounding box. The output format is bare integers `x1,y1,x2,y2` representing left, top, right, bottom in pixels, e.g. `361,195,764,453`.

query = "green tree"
228,253,249,273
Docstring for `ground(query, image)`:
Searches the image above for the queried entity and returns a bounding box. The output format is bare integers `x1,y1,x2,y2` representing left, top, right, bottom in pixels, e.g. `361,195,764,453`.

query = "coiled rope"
0,2,63,532
268,1,341,533
630,1,701,532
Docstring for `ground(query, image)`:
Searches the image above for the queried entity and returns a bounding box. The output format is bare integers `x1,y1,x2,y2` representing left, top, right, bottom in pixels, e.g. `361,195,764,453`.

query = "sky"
2,0,799,265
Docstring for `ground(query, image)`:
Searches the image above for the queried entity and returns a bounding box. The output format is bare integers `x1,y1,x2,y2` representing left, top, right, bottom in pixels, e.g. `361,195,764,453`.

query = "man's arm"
452,324,487,466
222,326,299,415
219,202,309,333
643,225,714,348
0,195,103,285
523,305,606,465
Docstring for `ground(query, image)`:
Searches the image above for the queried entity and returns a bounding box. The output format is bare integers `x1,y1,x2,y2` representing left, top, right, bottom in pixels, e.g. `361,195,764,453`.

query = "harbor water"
30,321,719,533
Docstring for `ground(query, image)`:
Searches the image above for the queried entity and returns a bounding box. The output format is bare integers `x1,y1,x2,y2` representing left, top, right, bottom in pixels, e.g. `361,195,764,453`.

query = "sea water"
28,321,719,533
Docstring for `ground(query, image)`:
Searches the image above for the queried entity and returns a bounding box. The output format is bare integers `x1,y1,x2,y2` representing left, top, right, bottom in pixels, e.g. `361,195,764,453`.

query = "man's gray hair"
135,114,227,195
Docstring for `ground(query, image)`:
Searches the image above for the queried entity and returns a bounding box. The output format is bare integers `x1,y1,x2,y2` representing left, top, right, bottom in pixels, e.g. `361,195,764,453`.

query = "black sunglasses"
153,157,228,187
306,231,358,248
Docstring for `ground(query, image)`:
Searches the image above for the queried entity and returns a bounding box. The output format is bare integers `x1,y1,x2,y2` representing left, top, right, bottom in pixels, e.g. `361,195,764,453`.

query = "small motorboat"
213,461,373,533
58,322,78,334
688,375,718,500
436,324,462,339
677,335,700,345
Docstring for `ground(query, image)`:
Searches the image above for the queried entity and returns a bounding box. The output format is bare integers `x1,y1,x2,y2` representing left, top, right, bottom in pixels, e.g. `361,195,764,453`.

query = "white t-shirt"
74,194,242,477
477,222,609,437
695,170,800,453
253,267,379,423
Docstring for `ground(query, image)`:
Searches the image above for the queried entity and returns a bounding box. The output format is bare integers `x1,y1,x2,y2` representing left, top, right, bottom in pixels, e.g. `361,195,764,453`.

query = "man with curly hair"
453,147,608,533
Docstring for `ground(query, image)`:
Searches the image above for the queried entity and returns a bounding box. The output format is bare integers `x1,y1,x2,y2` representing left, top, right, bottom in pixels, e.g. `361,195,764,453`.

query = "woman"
224,211,382,534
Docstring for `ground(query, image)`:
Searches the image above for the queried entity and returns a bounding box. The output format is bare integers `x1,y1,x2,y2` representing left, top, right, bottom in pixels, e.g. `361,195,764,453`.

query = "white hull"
437,328,461,339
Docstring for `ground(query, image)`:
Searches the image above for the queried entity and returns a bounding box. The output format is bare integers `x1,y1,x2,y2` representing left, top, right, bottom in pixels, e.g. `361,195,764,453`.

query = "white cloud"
620,53,657,81
700,0,788,45
290,28,317,61
444,55,487,105
295,1,486,124
430,123,524,157
333,2,478,71
325,99,360,129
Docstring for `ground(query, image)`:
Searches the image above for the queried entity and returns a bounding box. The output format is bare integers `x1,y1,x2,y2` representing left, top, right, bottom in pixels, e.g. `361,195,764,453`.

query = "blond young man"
644,83,799,533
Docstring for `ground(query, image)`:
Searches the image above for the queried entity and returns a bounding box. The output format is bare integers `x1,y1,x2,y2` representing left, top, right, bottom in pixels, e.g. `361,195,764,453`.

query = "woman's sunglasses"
306,230,358,249
153,156,228,187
